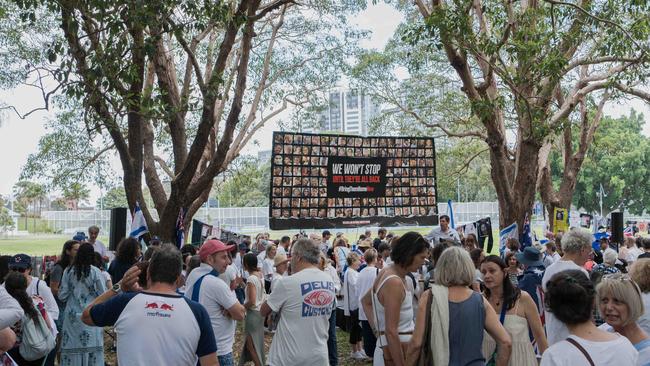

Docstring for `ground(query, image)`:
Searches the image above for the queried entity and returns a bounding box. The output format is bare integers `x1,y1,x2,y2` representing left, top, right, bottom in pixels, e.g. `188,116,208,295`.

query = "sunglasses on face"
10,268,27,273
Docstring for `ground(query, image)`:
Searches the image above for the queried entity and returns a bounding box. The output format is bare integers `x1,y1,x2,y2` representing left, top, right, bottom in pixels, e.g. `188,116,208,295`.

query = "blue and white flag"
175,207,186,249
447,200,455,229
129,202,148,240
499,222,518,257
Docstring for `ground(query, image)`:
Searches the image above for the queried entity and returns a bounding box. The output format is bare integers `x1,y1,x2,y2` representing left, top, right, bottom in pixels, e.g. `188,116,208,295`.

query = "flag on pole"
499,222,518,258
447,200,455,229
129,202,148,240
176,207,186,249
520,213,533,250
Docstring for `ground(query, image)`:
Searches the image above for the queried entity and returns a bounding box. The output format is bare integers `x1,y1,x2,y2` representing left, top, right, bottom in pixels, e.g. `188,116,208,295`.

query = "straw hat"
274,254,289,267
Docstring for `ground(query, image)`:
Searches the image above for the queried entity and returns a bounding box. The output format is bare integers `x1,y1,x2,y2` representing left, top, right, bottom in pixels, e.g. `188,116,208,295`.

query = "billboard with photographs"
269,132,438,230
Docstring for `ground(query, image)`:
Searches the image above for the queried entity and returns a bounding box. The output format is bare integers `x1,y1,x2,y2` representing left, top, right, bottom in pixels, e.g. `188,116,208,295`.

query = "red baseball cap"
199,239,234,260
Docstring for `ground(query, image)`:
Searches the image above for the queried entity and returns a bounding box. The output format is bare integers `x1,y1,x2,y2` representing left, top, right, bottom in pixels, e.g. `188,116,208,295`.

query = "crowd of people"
0,222,649,365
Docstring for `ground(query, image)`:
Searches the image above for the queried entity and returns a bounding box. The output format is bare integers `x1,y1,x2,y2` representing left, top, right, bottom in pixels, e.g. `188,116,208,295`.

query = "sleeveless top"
246,274,266,311
482,299,537,366
371,274,415,346
449,291,486,366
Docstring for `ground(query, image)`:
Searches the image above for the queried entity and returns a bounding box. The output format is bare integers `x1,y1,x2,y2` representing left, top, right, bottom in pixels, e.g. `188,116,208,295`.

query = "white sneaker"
358,350,369,359
351,351,367,360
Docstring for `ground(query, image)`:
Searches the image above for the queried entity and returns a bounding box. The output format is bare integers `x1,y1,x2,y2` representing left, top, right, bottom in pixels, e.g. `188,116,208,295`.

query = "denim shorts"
218,353,234,366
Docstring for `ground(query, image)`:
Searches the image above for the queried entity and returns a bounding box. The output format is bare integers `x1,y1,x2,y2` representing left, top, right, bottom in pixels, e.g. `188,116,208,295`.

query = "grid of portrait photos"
270,132,437,223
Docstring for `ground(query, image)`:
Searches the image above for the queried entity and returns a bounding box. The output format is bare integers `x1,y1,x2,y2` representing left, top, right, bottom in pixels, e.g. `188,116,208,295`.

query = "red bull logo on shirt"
144,301,175,318
300,281,334,317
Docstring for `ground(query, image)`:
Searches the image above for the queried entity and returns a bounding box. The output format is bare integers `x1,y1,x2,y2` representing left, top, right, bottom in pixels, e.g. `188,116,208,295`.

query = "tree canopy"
353,0,650,228
7,0,365,240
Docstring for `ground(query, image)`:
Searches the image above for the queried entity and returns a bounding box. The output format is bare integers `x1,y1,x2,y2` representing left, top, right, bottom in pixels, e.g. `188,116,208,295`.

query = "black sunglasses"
10,268,27,273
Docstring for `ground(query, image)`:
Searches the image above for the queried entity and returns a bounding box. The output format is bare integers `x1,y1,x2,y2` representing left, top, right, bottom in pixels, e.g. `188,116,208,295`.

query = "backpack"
19,305,55,361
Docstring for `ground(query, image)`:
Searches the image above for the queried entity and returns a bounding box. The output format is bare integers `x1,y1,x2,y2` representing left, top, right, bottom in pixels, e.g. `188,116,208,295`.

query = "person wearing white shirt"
185,239,245,366
334,238,351,274
262,245,277,294
425,214,460,246
277,236,291,257
541,269,638,366
0,285,21,355
88,225,109,263
343,252,365,360
261,239,335,366
541,229,593,345
356,249,379,360
543,242,561,268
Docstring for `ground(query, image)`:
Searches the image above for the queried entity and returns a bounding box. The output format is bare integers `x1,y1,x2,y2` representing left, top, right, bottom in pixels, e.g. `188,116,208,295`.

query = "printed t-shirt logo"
144,300,175,318
300,281,334,317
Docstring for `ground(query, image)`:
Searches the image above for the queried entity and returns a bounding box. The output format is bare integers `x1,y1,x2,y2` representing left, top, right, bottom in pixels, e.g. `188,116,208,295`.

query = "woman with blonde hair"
597,273,650,365
406,247,511,366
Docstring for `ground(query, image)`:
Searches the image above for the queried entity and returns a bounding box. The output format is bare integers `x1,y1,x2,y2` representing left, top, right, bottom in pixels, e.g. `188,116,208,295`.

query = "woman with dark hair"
4,272,53,365
108,237,141,284
361,231,429,366
481,255,547,365
49,240,80,305
541,270,638,365
58,243,105,365
240,253,266,366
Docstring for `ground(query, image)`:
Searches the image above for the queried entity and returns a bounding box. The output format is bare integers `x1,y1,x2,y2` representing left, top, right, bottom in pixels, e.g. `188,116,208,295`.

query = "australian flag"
520,213,533,250
175,207,186,249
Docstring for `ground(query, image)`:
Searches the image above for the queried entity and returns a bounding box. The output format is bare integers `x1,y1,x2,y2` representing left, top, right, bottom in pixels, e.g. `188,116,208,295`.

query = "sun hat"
515,247,544,267
274,254,289,267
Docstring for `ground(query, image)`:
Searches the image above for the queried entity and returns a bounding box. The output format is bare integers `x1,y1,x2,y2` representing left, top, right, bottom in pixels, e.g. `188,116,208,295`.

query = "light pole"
597,183,607,217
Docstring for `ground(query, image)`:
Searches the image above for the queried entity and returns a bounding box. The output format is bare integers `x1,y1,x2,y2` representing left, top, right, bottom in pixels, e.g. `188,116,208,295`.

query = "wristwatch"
111,282,122,294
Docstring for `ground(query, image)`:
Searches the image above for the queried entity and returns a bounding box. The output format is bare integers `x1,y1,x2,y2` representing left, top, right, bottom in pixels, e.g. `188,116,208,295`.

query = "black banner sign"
269,132,438,230
327,157,387,198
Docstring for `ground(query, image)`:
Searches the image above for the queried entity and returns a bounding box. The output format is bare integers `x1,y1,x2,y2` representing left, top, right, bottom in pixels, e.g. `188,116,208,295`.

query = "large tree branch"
174,0,254,193
184,0,261,203
613,83,650,102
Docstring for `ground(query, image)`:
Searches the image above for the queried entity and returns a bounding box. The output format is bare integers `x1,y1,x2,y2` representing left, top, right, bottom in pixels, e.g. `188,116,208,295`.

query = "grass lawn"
0,235,110,256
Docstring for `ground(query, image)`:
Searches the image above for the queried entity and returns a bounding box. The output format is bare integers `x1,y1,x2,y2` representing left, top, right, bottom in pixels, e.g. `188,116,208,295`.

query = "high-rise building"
304,88,381,136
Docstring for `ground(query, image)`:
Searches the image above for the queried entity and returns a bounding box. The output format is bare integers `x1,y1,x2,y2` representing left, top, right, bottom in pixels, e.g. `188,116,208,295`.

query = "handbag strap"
499,300,507,324
566,338,595,366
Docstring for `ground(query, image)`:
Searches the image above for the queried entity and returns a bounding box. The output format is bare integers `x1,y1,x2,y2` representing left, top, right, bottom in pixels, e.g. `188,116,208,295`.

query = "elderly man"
541,228,592,345
82,244,218,366
261,239,335,366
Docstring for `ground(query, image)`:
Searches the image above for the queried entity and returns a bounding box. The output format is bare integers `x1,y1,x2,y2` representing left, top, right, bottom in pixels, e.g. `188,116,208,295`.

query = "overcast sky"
0,3,648,202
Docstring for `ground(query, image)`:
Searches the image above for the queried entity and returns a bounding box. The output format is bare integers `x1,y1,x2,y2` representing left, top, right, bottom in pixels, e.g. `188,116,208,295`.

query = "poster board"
269,132,438,230
553,207,569,234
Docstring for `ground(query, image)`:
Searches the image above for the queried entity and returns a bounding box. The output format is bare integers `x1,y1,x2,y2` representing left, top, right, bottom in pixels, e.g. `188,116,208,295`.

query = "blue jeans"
361,320,377,358
218,353,235,366
328,309,338,366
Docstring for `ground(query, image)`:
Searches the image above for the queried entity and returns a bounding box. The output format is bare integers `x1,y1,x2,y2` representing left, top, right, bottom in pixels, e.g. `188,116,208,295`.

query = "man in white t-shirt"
277,236,291,257
425,215,460,246
185,239,245,366
541,228,592,345
261,239,335,366
88,225,109,262
83,244,218,366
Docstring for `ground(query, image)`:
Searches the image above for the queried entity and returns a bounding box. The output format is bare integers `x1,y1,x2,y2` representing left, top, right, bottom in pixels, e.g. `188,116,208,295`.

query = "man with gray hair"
261,238,335,366
541,228,592,345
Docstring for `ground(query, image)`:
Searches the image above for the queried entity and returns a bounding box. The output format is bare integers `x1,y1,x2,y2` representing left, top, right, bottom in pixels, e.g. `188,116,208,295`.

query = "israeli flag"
499,222,518,257
129,202,149,240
